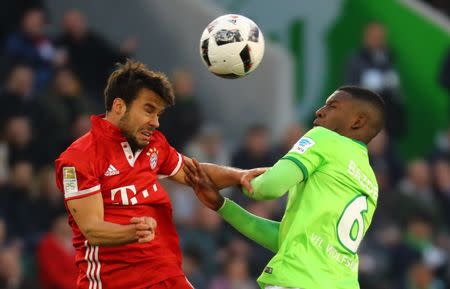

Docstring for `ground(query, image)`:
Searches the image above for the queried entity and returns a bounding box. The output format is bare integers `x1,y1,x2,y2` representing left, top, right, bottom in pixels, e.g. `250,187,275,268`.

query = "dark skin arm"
183,159,280,253
182,159,226,211
170,156,266,193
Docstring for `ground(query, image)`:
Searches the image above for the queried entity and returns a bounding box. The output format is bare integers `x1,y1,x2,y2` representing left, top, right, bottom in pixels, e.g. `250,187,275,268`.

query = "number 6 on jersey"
337,195,368,253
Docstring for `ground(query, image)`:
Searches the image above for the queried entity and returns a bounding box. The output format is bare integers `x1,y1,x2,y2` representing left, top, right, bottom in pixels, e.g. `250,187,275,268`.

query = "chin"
137,140,149,149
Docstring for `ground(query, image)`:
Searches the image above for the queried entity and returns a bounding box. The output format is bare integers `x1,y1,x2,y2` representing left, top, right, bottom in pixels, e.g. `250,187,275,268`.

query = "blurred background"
0,0,449,288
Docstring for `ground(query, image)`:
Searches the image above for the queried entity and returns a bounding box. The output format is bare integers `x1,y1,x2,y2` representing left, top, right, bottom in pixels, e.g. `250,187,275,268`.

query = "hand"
183,158,224,211
240,167,268,194
130,216,157,243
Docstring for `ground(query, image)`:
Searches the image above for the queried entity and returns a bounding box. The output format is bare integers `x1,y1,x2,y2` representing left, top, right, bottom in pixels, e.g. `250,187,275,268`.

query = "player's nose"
315,106,325,118
149,115,160,128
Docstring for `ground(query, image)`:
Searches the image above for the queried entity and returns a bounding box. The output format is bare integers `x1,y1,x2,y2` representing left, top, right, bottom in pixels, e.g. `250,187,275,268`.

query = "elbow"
86,236,102,246
83,227,102,246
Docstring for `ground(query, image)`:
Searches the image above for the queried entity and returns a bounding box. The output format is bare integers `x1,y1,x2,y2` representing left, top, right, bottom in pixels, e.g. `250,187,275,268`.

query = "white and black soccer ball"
199,14,265,79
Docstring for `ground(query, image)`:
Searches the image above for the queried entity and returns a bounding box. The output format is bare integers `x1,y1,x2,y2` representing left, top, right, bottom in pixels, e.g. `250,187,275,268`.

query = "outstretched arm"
241,158,305,200
184,159,279,252
218,198,280,252
170,156,266,191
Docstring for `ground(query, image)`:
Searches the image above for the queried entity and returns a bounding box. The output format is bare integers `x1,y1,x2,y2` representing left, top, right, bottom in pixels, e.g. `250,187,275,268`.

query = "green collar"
351,139,368,150
317,126,368,150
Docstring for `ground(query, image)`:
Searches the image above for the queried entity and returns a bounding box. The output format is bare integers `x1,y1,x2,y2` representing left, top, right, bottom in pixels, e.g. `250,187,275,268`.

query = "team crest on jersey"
292,137,315,154
147,148,159,170
62,167,78,194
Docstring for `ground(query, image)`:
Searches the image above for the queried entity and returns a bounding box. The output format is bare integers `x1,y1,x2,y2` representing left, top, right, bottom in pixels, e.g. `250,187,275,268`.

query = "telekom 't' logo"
111,185,154,205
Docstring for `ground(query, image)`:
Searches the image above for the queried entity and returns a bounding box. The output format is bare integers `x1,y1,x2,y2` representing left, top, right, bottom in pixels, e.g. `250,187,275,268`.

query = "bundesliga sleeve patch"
292,137,315,154
63,166,78,194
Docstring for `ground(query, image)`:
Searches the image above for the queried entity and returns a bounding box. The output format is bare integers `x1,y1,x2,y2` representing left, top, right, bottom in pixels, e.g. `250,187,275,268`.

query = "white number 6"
337,195,368,253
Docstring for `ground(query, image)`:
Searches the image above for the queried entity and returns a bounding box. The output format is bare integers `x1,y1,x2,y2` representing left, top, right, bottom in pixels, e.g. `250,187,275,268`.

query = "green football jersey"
257,126,379,289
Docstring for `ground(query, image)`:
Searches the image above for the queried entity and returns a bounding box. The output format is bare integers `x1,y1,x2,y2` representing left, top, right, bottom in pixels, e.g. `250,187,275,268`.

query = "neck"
104,112,140,153
104,112,119,126
342,131,369,145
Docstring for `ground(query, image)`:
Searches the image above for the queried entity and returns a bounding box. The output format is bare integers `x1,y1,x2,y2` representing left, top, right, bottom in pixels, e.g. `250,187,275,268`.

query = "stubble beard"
118,112,147,151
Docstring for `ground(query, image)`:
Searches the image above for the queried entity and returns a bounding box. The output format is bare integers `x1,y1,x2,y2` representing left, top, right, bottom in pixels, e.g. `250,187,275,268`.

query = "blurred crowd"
0,3,449,289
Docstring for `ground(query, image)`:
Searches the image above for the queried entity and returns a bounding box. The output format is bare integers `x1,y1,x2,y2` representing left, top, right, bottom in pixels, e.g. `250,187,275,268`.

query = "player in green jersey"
184,86,385,289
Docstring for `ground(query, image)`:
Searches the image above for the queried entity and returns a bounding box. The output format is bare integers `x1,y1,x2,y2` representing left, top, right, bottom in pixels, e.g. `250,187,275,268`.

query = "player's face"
313,91,356,136
118,88,165,149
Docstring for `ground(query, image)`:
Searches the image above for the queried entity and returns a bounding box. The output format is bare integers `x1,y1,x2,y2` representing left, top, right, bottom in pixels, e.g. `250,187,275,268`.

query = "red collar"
90,114,127,142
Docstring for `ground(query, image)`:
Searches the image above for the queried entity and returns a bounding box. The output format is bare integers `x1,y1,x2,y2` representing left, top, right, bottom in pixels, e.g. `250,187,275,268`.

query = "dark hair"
338,85,385,126
104,59,175,111
338,86,385,110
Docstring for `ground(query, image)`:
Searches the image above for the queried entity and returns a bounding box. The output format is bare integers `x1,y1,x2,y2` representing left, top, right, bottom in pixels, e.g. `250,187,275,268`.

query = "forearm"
243,158,304,200
218,198,280,253
201,163,243,189
83,221,137,246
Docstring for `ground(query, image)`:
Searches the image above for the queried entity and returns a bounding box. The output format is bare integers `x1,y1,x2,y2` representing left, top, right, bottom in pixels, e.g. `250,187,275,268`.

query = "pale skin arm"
169,156,266,191
67,193,157,246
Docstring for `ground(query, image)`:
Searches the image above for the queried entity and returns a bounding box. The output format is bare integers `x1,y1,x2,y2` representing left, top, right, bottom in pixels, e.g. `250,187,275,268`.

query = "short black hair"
338,85,385,111
104,59,175,111
338,85,385,129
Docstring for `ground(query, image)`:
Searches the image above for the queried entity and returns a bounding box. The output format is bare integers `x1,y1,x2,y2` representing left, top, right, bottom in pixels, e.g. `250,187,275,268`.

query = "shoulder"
150,130,170,146
289,126,342,155
304,126,340,142
152,130,167,140
56,132,97,165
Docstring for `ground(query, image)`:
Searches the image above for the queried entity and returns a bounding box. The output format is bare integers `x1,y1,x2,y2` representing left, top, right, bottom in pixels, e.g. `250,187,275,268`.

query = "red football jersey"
55,115,185,289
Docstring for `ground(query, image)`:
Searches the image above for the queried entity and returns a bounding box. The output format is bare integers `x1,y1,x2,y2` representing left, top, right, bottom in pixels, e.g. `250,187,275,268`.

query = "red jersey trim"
65,185,101,200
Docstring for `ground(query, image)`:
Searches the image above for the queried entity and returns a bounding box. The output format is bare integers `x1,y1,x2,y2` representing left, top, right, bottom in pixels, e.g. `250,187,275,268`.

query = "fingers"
131,217,157,243
146,217,157,230
184,159,197,174
184,172,197,187
192,158,201,169
240,168,268,194
137,230,155,243
183,160,199,185
251,168,267,177
240,173,255,194
193,158,209,180
130,217,144,224
136,230,152,238
134,222,151,230
192,159,216,190
241,177,253,194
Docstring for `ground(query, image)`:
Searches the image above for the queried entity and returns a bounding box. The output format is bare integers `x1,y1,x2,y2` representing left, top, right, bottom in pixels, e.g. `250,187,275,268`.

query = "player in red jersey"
55,60,263,289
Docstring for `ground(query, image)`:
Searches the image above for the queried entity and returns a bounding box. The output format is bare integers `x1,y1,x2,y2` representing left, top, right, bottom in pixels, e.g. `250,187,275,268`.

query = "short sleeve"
282,127,332,179
55,152,101,201
156,133,184,178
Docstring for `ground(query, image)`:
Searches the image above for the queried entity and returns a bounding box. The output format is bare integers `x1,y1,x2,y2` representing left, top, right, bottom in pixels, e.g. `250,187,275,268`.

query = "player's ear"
112,98,127,115
351,113,367,130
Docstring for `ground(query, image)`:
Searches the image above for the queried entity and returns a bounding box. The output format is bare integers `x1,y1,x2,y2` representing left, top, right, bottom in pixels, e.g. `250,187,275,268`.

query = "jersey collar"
351,139,368,150
319,126,368,151
90,114,127,142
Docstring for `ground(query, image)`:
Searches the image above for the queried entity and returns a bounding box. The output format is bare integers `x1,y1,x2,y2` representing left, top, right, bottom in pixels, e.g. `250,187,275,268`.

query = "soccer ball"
199,14,265,79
